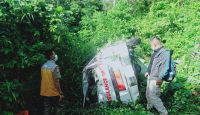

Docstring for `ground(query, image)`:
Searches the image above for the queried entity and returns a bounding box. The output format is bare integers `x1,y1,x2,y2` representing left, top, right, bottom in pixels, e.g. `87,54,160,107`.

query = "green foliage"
71,101,149,115
0,80,23,113
80,0,135,48
0,0,65,113
0,0,63,69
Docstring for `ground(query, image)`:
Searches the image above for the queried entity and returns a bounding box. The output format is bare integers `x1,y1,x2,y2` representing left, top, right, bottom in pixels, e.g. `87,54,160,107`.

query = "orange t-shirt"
40,60,60,96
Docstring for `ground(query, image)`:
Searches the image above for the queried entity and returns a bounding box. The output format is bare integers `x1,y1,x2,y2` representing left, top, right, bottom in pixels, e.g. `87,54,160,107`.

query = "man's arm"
54,78,62,94
146,53,154,76
53,66,64,101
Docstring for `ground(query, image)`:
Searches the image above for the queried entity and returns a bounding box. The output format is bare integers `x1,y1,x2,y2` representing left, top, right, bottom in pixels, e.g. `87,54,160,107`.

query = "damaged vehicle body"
82,38,141,107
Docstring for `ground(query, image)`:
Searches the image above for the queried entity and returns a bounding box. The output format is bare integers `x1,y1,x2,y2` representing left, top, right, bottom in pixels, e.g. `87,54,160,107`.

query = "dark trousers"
43,96,65,115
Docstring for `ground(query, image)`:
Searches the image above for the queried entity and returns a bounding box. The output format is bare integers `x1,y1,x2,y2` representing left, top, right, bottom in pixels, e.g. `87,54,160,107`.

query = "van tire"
126,37,141,47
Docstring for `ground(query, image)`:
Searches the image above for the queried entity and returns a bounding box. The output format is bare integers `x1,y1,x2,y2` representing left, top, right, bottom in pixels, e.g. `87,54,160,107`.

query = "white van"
82,38,141,107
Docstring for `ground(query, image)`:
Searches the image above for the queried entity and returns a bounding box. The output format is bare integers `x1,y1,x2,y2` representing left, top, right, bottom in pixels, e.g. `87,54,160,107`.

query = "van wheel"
126,37,141,47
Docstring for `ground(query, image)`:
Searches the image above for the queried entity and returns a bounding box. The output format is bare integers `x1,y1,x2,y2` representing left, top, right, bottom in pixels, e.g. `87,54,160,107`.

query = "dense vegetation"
0,0,199,115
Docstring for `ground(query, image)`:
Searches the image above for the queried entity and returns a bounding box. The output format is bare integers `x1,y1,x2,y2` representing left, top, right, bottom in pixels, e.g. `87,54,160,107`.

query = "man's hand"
59,94,64,102
144,72,149,78
156,79,162,85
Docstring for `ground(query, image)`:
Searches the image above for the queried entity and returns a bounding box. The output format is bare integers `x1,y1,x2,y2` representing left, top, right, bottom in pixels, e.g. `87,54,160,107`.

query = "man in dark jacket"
144,36,169,115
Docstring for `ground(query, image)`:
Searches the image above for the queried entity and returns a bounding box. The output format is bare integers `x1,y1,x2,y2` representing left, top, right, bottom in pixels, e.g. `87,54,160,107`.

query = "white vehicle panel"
83,42,140,107
95,56,117,103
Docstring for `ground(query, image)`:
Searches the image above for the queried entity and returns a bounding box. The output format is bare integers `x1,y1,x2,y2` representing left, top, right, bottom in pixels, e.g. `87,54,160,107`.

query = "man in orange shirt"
41,50,65,115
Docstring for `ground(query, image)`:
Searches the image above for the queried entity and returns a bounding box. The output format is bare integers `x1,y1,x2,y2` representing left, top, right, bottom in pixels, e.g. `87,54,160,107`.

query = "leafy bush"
0,0,64,114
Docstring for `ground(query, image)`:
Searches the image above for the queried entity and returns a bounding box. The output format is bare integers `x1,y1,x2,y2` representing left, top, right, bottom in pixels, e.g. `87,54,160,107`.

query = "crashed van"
82,38,141,107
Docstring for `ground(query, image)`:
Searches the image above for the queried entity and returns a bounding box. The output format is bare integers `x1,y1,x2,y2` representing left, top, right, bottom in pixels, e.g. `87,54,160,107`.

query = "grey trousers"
146,78,168,115
43,96,65,115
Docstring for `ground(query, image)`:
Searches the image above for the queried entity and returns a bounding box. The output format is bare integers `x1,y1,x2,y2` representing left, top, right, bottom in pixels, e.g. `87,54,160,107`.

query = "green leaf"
11,92,17,101
9,97,12,102
86,97,89,101
6,60,17,68
21,14,26,21
3,96,8,100
63,10,73,14
55,6,63,12
34,30,40,36
5,49,9,55
7,82,10,92
172,82,184,89
38,42,43,45
13,79,18,83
